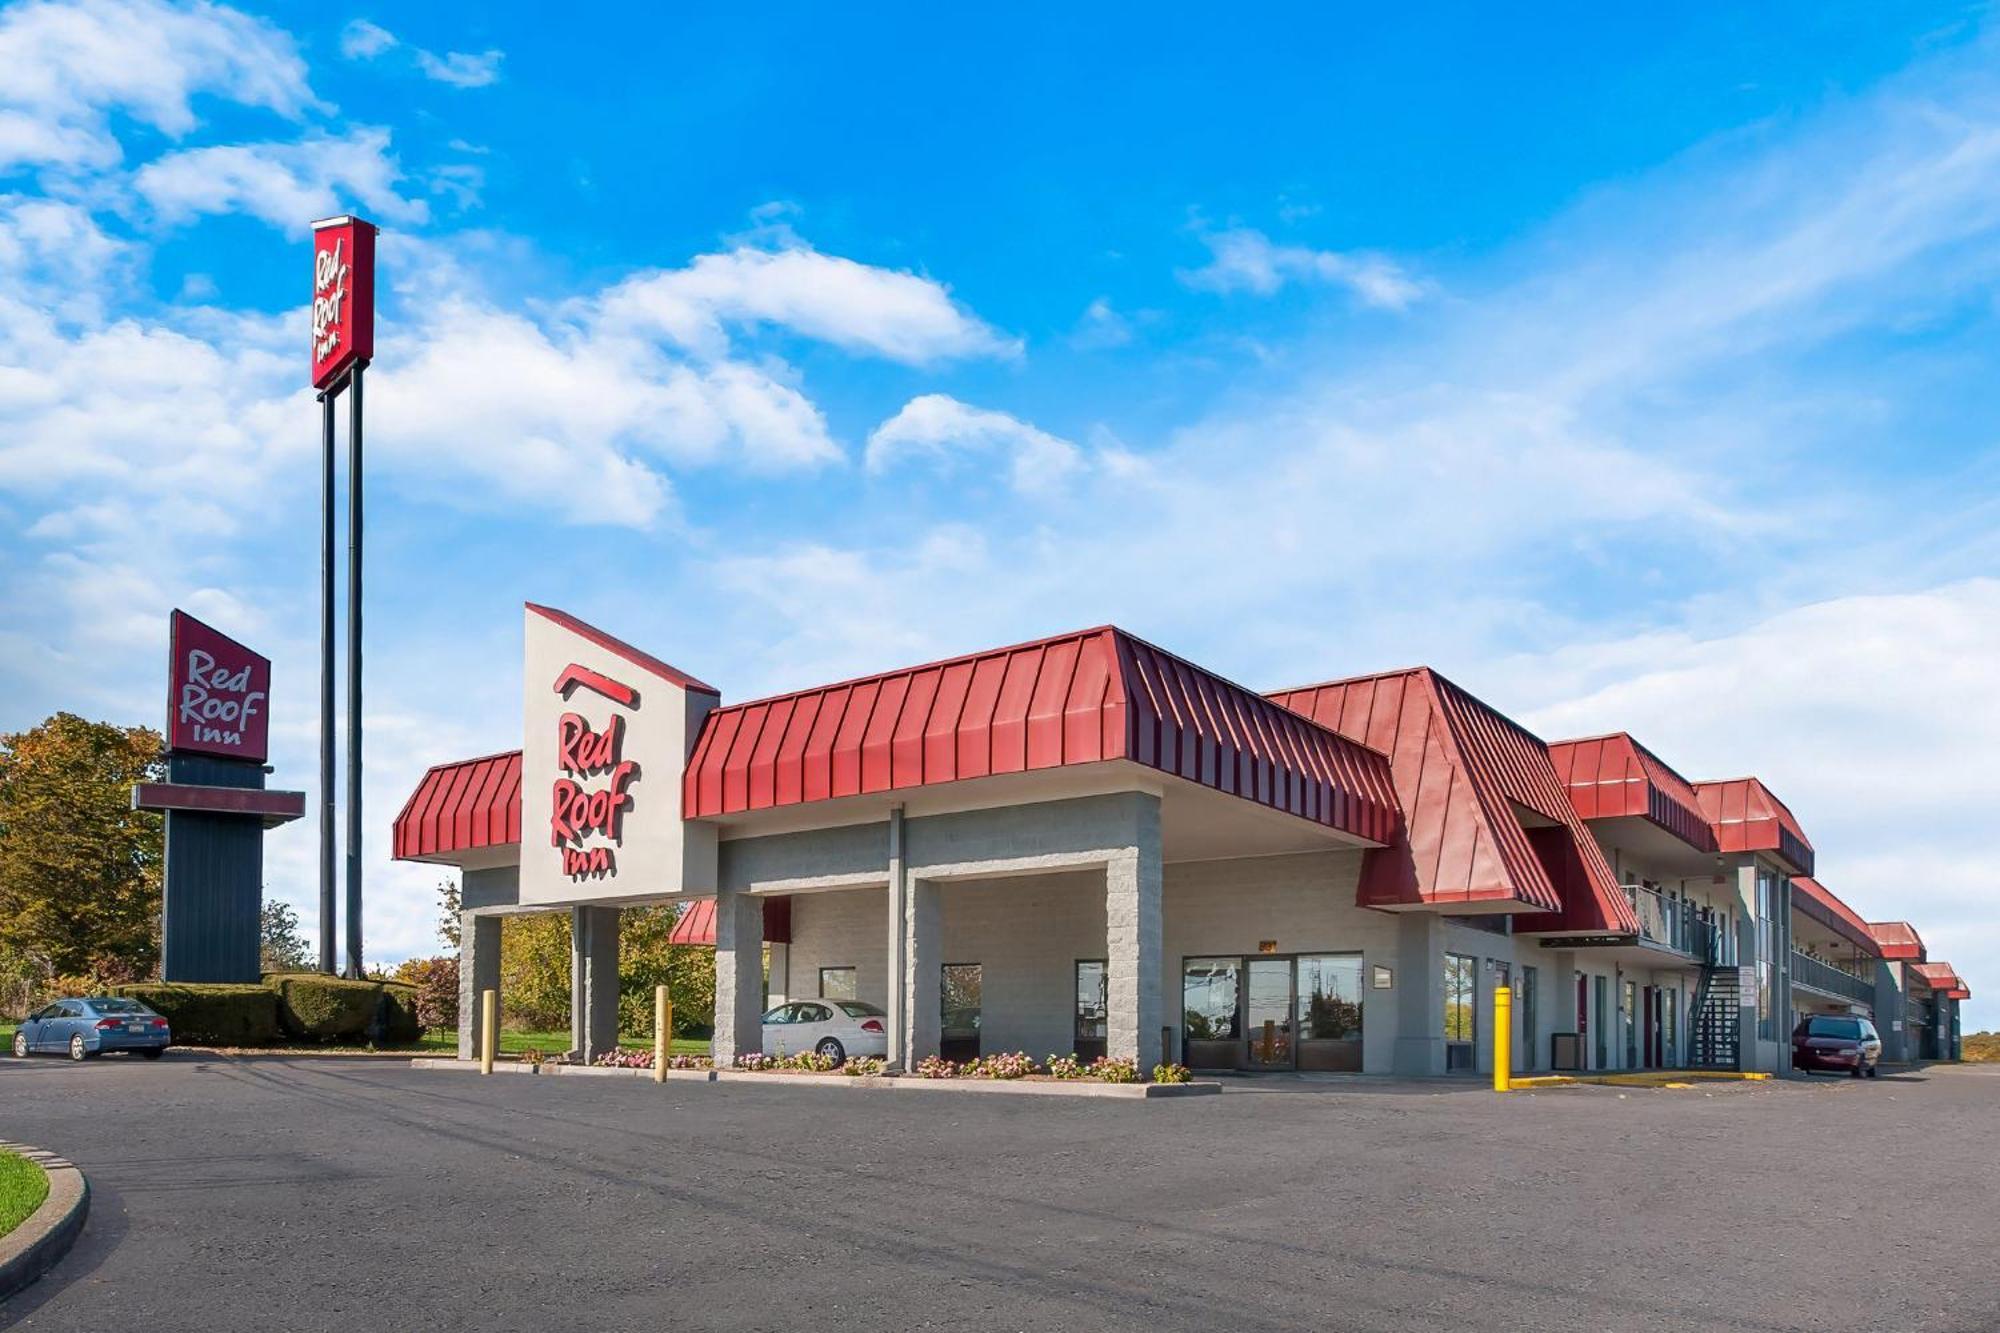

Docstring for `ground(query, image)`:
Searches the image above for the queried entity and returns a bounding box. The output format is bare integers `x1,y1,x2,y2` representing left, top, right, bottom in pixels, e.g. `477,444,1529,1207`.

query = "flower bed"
911,1051,1165,1084
589,1049,714,1071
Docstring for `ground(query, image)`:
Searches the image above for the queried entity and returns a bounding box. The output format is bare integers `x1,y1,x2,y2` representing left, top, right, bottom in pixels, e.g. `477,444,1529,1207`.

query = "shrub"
914,1053,958,1079
594,1048,653,1069
968,1051,1034,1080
735,1052,775,1071
270,975,421,1043
666,1053,712,1070
842,1057,884,1077
1045,1053,1085,1080
1088,1056,1139,1084
113,983,281,1046
391,956,459,1031
1151,1062,1192,1085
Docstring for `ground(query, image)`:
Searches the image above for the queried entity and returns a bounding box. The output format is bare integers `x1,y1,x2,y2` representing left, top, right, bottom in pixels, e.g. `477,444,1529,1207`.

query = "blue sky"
1,2,1996,1022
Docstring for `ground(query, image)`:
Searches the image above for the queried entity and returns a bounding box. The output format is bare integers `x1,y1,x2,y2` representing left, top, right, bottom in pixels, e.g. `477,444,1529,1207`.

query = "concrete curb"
407,1057,1219,1098
0,1142,88,1303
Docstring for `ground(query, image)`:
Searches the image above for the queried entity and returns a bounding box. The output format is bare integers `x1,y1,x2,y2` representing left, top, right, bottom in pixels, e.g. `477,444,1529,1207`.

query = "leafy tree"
0,713,165,988
436,876,461,951
499,910,572,1031
260,900,314,973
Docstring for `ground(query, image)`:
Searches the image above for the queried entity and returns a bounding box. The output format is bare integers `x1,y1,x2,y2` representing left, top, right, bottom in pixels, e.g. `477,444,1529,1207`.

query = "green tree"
260,900,313,973
499,910,572,1031
0,713,165,986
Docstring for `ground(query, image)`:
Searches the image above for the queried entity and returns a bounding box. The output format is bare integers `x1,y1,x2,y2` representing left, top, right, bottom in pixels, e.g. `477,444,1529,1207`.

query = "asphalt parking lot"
2,1055,1995,1332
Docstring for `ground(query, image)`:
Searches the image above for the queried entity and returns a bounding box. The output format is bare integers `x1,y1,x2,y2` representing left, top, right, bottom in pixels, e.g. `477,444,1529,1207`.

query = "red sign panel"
310,215,377,390
168,610,272,763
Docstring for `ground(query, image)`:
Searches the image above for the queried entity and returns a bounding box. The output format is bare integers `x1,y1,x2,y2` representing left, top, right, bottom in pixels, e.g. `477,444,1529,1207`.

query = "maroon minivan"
1792,1015,1881,1077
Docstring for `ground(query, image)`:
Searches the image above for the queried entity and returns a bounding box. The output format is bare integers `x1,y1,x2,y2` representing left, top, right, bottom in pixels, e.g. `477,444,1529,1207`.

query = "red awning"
1867,920,1926,962
1547,733,1717,854
1790,877,1880,956
1693,777,1815,877
1270,669,1636,931
664,896,790,946
683,626,1400,845
1911,961,1962,994
393,750,522,862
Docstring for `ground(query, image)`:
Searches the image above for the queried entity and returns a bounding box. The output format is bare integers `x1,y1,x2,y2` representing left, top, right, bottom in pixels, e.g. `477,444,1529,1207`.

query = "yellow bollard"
654,984,669,1084
480,988,497,1075
1492,985,1512,1092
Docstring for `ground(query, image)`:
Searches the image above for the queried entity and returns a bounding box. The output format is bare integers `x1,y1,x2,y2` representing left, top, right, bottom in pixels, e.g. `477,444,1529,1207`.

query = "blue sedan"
14,997,172,1061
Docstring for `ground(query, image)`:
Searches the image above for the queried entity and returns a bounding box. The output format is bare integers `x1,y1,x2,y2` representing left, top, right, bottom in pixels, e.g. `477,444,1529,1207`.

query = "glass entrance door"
1244,958,1295,1069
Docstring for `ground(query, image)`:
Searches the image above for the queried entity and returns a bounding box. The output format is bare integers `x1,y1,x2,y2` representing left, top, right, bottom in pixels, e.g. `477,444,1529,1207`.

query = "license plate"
127,1023,146,1033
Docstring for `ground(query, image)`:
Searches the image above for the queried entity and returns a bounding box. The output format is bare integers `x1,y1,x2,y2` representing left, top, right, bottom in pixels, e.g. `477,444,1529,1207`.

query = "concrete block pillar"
458,911,501,1061
885,807,907,1070
570,905,620,1062
1874,960,1908,1063
1393,912,1446,1076
765,942,790,1007
905,878,942,1064
712,888,765,1065
1106,837,1163,1069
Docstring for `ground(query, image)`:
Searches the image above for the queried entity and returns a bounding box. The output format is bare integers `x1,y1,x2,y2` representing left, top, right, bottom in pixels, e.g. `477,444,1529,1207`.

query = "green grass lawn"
0,1149,48,1238
2,1017,707,1058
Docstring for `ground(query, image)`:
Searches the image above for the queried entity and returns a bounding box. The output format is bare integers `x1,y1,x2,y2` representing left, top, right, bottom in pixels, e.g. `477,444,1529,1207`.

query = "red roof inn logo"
549,663,640,878
168,610,272,763
310,215,377,389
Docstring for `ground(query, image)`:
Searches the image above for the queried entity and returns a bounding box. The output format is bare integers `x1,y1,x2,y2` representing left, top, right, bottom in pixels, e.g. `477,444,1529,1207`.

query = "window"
798,1003,831,1024
835,1001,884,1020
1297,955,1363,1040
941,963,982,1060
1183,958,1241,1040
818,967,857,1001
761,1003,796,1024
1443,953,1476,1043
1804,1016,1863,1040
1074,960,1107,1043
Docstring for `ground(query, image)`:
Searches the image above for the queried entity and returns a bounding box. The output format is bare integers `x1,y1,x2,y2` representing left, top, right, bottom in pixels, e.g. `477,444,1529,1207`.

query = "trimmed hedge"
267,974,422,1043
113,983,281,1046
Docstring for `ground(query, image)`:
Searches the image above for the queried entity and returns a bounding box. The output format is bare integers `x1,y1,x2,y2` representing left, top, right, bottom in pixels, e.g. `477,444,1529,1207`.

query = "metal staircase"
1688,965,1741,1070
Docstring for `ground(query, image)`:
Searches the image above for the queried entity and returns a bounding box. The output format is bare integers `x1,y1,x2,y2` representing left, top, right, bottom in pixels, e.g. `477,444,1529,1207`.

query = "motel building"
393,604,1967,1077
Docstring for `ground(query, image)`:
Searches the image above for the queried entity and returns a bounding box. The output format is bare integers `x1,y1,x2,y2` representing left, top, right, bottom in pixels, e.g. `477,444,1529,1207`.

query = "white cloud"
866,394,1082,495
596,240,1019,366
338,18,396,60
1181,226,1427,309
1068,296,1132,350
415,47,503,89
0,0,318,173
134,126,429,231
0,195,131,318
337,18,502,89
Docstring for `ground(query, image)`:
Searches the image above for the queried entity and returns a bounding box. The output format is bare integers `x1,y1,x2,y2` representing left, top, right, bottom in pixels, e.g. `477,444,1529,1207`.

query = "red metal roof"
1868,921,1926,962
684,627,1400,844
1546,733,1717,854
665,896,790,946
1692,777,1814,876
1911,961,1963,995
1269,669,1635,930
393,750,522,861
1790,877,1879,956
526,602,719,695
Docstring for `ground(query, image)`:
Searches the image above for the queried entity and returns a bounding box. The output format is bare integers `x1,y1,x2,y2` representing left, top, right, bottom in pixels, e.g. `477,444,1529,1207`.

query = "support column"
1875,959,1908,1064
458,912,500,1061
1105,838,1162,1069
1393,912,1446,1076
1733,859,1760,1070
765,942,790,1008
570,905,620,1062
905,878,942,1065
884,807,907,1070
712,888,764,1065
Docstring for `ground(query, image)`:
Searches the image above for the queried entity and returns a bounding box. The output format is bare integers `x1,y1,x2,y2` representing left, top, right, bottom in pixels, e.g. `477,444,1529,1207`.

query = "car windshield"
836,1001,885,1019
87,999,151,1015
1805,1017,1862,1039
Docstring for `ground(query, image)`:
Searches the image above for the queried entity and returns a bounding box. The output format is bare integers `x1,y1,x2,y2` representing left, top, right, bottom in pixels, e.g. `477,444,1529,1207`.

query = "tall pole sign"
311,214,377,978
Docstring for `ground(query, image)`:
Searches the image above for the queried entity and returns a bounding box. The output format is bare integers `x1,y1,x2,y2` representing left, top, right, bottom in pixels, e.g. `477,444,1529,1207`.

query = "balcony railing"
1791,950,1874,1006
1621,884,1717,962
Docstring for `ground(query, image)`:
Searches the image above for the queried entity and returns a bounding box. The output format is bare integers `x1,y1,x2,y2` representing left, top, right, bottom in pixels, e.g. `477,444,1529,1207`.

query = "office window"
1755,870,1776,1040
818,967,857,1001
1443,953,1476,1043
1182,958,1241,1040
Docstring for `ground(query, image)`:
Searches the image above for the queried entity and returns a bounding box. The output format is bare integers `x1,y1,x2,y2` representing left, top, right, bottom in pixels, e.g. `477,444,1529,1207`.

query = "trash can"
1551,1031,1582,1071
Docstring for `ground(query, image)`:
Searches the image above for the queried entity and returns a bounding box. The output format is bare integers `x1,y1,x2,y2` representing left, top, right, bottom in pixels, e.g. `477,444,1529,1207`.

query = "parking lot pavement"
2,1056,1995,1333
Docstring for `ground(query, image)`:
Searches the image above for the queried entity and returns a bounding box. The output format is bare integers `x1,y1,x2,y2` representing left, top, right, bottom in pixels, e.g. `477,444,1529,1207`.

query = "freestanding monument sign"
135,610,306,981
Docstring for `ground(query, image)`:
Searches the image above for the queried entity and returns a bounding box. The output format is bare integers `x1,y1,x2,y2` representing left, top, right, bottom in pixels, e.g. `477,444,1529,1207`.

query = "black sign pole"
319,386,338,974
343,361,366,979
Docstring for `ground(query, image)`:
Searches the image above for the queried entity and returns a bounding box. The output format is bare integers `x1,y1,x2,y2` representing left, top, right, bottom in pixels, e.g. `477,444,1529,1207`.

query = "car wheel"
815,1037,846,1066
1866,1063,1879,1079
69,1034,88,1062
10,1032,25,1058
140,1048,165,1061
1849,1062,1862,1078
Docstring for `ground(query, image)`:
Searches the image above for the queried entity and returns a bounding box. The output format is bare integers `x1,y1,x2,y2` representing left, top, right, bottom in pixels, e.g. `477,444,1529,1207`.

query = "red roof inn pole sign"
311,212,377,978
169,610,271,761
